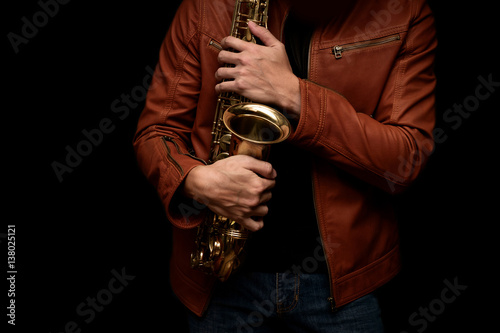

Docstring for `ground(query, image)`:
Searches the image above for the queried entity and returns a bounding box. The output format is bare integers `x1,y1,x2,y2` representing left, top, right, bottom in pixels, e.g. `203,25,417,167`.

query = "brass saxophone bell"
223,103,291,159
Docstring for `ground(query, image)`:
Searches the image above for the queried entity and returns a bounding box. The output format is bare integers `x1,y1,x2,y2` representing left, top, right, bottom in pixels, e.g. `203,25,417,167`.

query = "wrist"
281,76,301,119
181,165,205,199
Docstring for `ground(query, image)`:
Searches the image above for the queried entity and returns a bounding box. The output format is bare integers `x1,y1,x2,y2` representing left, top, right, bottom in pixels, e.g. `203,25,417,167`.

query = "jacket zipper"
332,34,400,59
310,163,337,312
306,30,335,310
161,136,185,176
306,32,313,79
162,135,208,178
209,39,223,51
280,11,289,43
163,135,207,164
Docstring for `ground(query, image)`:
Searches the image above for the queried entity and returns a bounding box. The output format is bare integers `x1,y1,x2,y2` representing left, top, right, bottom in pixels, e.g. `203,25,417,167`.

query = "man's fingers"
221,21,279,51
239,217,264,232
215,80,235,95
199,155,276,231
237,155,277,180
247,21,279,47
259,190,273,205
217,49,239,65
221,36,249,52
215,67,233,82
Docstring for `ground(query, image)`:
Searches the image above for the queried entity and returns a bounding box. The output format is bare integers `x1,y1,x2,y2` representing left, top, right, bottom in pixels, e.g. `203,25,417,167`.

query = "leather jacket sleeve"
133,0,207,229
288,2,437,194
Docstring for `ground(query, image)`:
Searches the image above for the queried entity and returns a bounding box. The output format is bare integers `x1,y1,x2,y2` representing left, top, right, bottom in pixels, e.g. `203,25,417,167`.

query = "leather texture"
133,0,437,316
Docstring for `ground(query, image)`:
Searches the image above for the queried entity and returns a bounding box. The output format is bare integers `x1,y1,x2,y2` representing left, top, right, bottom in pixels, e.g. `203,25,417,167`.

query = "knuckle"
245,196,260,209
237,67,248,77
215,83,223,94
239,54,250,66
250,179,265,193
257,181,269,194
234,79,245,91
241,206,253,217
251,196,262,208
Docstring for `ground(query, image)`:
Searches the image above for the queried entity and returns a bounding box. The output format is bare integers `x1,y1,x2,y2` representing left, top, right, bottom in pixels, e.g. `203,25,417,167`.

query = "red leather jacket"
134,0,437,316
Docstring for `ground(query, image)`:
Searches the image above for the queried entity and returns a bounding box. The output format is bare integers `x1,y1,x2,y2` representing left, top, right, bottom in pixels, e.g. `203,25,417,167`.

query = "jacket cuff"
135,134,208,230
165,166,208,230
287,79,328,149
160,142,208,230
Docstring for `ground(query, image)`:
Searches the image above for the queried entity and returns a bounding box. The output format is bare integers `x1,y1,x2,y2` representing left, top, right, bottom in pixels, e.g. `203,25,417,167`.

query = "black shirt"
243,13,327,273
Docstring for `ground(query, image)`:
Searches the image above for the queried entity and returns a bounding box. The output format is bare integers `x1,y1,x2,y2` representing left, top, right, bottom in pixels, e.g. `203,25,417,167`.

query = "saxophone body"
190,0,291,281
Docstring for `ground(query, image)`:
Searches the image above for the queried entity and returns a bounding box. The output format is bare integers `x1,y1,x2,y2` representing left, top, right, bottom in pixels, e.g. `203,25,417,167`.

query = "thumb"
248,20,279,47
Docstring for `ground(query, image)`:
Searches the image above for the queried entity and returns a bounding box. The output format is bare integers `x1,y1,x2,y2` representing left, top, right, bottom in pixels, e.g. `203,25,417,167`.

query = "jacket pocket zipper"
209,39,223,51
332,34,400,59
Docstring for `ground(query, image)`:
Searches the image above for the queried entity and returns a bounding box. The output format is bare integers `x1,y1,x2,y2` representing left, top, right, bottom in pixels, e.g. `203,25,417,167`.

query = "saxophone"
190,0,291,281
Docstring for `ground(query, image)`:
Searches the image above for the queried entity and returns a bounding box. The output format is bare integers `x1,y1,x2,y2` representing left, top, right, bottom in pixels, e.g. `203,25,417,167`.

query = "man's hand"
215,21,301,118
182,155,277,231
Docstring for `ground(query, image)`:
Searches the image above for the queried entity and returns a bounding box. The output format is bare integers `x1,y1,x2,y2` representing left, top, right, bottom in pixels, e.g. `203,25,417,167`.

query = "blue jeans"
187,271,384,332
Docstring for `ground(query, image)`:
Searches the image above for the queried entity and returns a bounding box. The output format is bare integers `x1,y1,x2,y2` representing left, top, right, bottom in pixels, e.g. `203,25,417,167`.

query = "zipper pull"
333,46,343,59
327,297,337,312
209,39,223,51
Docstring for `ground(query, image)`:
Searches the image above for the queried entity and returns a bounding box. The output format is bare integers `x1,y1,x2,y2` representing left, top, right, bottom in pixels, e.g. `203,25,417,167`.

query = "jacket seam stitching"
335,244,399,283
337,262,400,306
171,259,216,301
335,246,400,300
311,88,325,143
392,0,418,123
318,137,408,187
161,9,201,125
294,81,308,140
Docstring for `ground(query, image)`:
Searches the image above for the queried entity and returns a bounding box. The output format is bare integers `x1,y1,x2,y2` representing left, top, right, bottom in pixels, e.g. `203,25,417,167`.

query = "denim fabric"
187,271,384,332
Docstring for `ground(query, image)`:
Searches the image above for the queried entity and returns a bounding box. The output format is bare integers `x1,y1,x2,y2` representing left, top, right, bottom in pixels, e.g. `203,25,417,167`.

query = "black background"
3,0,499,332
